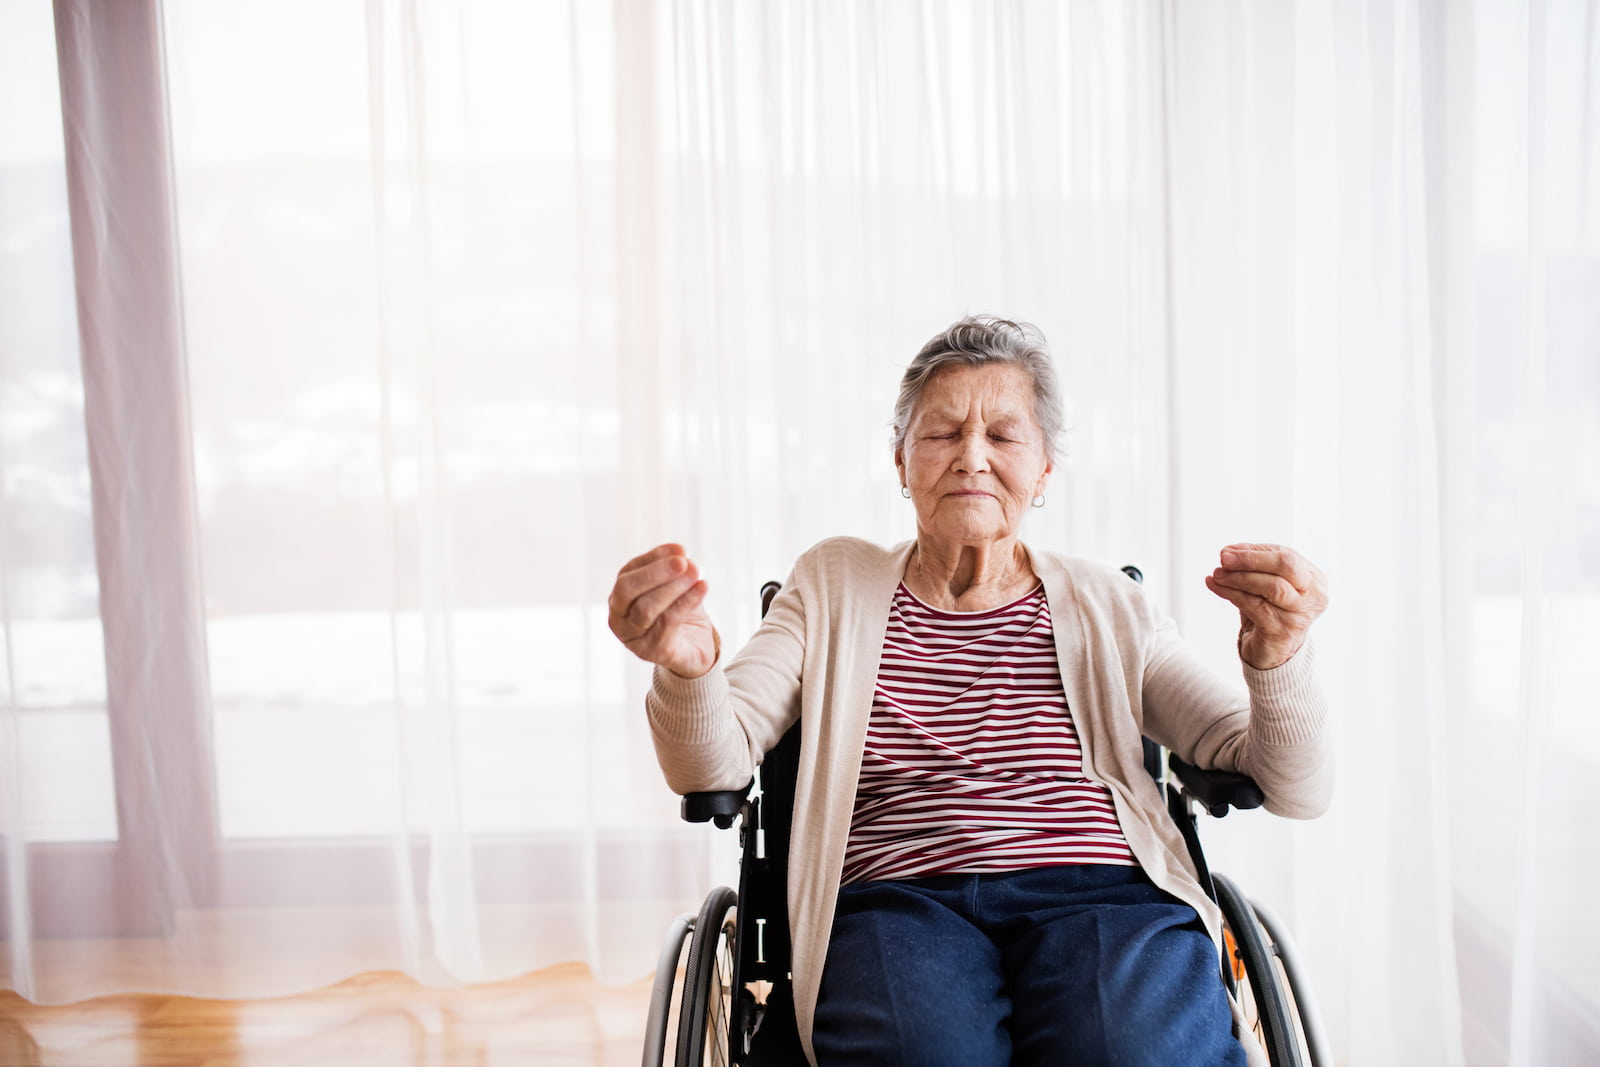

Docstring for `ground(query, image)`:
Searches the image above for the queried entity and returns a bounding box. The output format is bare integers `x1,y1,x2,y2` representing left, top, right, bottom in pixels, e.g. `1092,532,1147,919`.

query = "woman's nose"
954,433,990,473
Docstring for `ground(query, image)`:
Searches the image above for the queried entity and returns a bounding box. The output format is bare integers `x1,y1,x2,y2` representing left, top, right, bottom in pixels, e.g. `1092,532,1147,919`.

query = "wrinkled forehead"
910,364,1040,427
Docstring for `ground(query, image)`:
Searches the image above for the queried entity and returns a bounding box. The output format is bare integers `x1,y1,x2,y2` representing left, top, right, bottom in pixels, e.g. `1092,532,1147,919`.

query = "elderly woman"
608,316,1330,1067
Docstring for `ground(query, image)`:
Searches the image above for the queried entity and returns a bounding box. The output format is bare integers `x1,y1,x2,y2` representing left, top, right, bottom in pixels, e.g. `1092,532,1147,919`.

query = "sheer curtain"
1163,2,1599,1064
0,1,1594,1063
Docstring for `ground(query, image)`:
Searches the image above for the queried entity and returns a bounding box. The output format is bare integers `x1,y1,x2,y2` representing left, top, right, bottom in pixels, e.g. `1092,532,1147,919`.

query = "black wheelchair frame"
644,574,1331,1067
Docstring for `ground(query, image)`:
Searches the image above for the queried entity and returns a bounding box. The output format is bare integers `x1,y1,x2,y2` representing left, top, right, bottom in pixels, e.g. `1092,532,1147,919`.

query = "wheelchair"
644,573,1331,1067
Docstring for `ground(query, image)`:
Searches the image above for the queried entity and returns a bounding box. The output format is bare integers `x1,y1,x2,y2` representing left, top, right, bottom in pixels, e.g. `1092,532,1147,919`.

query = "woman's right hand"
608,544,720,679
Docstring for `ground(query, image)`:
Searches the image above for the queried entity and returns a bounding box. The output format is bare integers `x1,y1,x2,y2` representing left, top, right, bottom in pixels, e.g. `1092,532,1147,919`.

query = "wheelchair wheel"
1214,872,1307,1067
675,885,738,1067
642,912,694,1067
1249,896,1332,1067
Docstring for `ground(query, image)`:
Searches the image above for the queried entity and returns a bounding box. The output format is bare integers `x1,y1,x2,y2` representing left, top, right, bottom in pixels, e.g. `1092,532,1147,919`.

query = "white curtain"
1163,3,1599,1063
1,1,1595,1063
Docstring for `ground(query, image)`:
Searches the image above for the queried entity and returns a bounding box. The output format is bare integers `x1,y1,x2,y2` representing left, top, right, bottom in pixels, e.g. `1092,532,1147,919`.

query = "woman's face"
896,364,1052,551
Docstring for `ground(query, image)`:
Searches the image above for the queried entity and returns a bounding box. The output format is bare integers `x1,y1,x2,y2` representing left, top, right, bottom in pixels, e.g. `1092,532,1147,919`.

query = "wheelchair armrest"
680,781,753,829
1167,754,1265,818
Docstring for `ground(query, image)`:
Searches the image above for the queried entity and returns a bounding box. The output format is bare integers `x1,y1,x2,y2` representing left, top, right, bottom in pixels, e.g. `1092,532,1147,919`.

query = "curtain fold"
0,1,1595,1062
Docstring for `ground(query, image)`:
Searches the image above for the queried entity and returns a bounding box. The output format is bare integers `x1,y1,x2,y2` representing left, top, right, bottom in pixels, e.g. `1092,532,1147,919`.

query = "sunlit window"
0,1,115,844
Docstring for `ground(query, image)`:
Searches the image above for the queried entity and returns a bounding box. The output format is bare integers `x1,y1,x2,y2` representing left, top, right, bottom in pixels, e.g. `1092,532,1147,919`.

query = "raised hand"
1204,543,1329,670
608,544,720,679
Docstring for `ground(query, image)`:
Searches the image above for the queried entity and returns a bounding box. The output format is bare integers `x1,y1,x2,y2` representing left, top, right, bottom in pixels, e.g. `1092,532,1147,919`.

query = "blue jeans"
811,865,1247,1067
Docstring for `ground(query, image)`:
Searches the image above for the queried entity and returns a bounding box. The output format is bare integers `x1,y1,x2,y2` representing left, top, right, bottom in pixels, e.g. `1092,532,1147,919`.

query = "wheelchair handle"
1168,754,1265,818
681,782,753,829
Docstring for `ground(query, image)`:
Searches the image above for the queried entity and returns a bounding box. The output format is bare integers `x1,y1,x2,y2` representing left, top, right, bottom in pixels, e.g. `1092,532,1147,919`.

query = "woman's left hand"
1204,543,1329,670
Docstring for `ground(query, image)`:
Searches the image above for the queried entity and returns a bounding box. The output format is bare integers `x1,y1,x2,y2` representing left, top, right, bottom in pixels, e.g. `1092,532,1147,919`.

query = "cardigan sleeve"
1142,619,1333,820
644,563,810,794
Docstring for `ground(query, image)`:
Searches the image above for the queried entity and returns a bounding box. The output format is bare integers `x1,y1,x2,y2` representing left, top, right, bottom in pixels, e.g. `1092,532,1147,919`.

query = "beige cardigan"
647,537,1331,1065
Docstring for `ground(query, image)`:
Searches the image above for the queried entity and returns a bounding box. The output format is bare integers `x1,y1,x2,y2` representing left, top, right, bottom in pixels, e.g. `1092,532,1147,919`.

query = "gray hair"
891,315,1065,463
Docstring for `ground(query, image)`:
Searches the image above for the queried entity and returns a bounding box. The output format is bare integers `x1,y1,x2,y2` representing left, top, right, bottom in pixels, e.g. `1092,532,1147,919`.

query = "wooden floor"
0,965,655,1067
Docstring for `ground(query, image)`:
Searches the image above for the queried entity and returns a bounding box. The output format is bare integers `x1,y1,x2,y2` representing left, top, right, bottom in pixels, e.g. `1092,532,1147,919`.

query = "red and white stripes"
842,583,1136,884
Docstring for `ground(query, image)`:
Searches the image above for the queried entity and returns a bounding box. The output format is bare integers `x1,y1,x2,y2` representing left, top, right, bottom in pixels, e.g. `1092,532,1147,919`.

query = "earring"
901,486,911,499
1031,494,1046,508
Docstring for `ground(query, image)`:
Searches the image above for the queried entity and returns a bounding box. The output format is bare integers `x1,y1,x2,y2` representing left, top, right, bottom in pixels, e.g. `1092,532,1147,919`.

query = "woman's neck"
904,538,1037,612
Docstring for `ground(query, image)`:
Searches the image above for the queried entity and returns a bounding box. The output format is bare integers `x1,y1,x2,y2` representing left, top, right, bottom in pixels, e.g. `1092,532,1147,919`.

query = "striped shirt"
842,582,1138,884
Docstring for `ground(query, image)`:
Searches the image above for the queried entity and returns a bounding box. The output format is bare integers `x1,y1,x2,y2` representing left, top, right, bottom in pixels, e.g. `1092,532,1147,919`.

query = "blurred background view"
1,2,1595,1063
